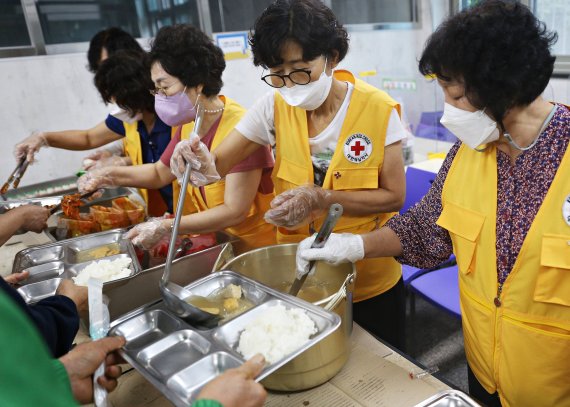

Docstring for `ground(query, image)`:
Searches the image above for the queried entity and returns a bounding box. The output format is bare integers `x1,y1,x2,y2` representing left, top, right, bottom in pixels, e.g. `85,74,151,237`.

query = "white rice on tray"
237,304,317,364
72,257,132,286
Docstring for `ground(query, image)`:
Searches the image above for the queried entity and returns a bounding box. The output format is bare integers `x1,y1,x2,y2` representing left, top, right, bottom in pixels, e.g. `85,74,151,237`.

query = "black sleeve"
0,278,79,357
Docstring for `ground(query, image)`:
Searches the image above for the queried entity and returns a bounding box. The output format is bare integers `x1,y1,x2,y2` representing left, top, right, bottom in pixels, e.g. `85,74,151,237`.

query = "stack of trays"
12,229,141,303
109,271,341,406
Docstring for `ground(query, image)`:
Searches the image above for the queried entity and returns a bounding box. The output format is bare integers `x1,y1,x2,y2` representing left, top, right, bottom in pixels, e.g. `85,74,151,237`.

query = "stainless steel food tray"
0,187,132,218
0,176,78,201
109,271,341,406
414,390,481,407
0,196,62,215
12,229,142,303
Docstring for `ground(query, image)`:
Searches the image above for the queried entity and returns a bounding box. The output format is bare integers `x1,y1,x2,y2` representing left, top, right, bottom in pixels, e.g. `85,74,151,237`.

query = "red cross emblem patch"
344,133,372,163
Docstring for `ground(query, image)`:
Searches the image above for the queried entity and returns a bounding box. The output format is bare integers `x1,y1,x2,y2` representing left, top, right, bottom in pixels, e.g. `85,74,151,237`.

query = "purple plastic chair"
401,167,445,286
408,265,461,319
414,111,457,143
401,166,436,215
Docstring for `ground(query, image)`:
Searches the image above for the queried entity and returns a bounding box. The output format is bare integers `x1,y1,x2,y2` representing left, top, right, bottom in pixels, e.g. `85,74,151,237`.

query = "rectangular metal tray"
0,187,132,218
414,390,481,407
109,271,341,406
12,229,142,303
0,176,78,201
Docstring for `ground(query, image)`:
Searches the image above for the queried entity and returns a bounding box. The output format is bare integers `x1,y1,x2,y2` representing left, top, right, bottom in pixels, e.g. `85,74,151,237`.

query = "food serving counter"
72,323,468,407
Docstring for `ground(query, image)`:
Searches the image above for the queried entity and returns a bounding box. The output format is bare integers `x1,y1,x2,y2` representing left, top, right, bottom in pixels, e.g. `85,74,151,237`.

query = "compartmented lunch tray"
12,229,141,303
109,271,341,406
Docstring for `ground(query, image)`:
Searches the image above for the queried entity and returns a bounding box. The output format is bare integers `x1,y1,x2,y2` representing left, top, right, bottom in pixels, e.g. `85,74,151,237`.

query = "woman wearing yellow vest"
79,25,276,252
14,50,176,216
298,2,569,406
170,1,407,348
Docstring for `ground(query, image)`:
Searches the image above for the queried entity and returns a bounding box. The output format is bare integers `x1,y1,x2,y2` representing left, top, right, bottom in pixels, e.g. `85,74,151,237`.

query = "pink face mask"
154,87,199,126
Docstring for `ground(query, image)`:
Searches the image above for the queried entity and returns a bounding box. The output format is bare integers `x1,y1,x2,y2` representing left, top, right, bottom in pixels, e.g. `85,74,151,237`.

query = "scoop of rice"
72,257,132,286
237,304,317,364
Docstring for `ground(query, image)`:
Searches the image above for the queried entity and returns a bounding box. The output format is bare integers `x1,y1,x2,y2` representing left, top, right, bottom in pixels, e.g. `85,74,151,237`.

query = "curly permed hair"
149,25,225,97
249,0,349,68
94,50,155,116
87,27,143,73
419,0,557,127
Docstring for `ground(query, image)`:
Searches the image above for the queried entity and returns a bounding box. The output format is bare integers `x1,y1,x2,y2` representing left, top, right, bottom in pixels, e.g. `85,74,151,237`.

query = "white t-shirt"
235,82,406,185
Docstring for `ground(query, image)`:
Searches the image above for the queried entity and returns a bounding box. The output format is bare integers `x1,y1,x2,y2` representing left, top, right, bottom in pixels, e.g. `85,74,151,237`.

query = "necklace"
503,104,557,151
202,105,225,114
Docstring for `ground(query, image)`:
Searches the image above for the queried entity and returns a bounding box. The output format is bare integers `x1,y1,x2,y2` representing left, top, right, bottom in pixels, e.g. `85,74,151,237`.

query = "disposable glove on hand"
296,233,365,277
264,185,331,229
84,155,131,171
83,149,113,165
170,135,220,187
125,218,170,250
14,131,48,163
83,140,126,169
77,168,116,194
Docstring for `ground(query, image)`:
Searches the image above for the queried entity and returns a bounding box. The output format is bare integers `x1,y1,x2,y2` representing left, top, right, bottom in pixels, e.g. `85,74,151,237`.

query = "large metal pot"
218,243,355,391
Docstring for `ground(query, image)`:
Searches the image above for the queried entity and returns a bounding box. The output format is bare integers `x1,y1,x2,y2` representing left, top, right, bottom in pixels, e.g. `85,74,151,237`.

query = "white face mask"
107,103,143,124
277,57,333,111
440,103,499,150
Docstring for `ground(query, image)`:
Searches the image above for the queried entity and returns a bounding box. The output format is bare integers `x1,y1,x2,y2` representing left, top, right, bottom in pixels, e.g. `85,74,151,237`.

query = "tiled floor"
406,294,468,393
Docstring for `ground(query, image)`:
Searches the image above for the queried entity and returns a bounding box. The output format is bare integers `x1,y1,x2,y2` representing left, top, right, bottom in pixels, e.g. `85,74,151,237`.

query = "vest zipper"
494,282,504,307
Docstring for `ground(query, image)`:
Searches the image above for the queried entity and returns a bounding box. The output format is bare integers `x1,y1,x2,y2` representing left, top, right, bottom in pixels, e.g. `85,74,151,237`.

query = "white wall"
0,0,568,187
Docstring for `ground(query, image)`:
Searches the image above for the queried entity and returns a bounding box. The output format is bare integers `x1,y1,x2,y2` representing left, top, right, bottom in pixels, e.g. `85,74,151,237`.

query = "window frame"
324,0,421,32
451,0,570,77
1,0,422,59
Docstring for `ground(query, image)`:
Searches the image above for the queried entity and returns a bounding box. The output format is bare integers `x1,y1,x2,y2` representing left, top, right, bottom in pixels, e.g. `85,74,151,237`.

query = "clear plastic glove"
125,217,170,250
77,168,116,194
83,149,113,164
265,185,331,229
296,233,365,277
84,155,131,171
14,131,48,163
170,134,220,187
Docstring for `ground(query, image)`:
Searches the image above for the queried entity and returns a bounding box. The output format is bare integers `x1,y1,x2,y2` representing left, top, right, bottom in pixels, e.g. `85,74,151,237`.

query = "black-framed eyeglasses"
261,69,312,88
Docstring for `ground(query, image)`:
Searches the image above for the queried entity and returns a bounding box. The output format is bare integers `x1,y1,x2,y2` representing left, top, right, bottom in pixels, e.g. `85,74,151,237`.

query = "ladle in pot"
159,113,221,325
289,203,343,296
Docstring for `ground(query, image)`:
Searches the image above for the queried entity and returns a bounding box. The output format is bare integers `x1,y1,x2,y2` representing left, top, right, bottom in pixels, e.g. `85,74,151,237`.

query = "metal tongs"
159,110,220,325
1,159,29,195
289,203,343,296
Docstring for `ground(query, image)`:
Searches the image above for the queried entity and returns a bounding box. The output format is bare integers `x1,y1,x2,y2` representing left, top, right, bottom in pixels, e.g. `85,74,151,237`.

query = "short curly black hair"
419,0,557,127
94,50,155,116
87,27,143,73
149,25,225,97
249,0,349,68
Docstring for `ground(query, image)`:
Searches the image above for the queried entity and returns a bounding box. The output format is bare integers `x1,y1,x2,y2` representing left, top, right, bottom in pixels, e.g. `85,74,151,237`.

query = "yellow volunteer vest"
123,119,178,216
273,70,402,302
178,96,276,251
437,143,570,406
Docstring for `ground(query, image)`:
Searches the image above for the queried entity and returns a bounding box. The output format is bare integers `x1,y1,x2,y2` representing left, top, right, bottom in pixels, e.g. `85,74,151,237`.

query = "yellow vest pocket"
274,157,311,187
535,234,570,307
331,167,379,190
203,180,226,208
437,201,485,274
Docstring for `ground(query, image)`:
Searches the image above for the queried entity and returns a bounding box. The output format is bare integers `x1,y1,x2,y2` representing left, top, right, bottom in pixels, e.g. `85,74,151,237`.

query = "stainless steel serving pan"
0,175,78,201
